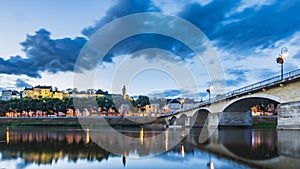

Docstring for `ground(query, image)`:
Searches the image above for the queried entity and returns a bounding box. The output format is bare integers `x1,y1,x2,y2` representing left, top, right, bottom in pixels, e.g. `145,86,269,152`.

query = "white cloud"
225,0,275,18
235,0,275,13
152,0,213,14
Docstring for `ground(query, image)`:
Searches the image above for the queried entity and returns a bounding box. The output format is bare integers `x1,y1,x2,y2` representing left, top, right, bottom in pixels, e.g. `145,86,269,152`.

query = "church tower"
122,85,126,100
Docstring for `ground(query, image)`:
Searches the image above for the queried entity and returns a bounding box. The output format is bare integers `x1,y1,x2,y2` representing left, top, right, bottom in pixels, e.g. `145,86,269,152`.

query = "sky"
0,0,300,100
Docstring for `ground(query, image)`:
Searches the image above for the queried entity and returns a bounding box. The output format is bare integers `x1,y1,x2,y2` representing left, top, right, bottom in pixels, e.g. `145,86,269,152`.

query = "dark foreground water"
0,126,300,169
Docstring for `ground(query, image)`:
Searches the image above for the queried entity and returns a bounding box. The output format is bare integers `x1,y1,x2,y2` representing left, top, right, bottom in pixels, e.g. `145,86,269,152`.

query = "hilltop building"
1,90,20,100
22,85,71,100
23,86,53,99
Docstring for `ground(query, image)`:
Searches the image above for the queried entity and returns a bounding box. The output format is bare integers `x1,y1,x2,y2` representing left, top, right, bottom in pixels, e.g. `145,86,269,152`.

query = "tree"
135,95,150,107
66,88,73,94
95,89,109,95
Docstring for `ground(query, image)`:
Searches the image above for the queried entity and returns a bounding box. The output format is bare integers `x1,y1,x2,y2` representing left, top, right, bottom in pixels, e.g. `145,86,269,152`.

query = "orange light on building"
6,127,10,144
86,128,90,144
181,144,185,158
140,128,144,145
165,129,169,151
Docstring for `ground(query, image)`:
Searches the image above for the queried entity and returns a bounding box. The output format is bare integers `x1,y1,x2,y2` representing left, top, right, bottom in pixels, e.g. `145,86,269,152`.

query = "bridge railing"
225,69,300,99
199,68,300,106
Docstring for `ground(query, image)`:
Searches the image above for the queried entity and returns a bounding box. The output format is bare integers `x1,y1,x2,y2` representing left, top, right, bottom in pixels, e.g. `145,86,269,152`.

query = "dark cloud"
178,0,240,38
216,1,300,53
0,29,87,78
82,0,160,37
16,78,31,88
1,0,300,87
82,0,300,67
178,0,300,55
81,0,195,63
104,34,195,62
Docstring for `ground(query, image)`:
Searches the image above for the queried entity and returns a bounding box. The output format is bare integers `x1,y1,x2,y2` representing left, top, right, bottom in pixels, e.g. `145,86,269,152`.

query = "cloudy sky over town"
0,0,300,99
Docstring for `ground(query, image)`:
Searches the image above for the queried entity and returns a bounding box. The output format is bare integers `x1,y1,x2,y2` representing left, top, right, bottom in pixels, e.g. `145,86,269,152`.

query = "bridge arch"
221,93,283,113
176,114,188,126
191,108,211,127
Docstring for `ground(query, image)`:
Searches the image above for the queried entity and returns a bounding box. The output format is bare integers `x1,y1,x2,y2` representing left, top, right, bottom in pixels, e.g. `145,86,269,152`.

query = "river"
0,126,299,169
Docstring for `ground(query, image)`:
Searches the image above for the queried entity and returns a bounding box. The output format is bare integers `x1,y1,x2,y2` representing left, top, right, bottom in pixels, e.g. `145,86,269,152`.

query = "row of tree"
0,95,151,116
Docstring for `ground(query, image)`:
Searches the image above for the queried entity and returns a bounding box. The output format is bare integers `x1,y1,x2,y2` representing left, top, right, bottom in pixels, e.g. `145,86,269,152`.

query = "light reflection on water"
0,126,299,169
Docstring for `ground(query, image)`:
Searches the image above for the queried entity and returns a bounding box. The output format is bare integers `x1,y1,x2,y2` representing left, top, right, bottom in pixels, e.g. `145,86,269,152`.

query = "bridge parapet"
196,68,300,107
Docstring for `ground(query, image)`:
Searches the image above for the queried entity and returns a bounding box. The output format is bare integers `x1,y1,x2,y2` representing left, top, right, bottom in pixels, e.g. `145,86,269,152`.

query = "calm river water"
0,126,300,169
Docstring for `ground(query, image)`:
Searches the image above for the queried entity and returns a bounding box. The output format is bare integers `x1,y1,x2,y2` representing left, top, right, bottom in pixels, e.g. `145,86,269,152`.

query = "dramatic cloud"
104,34,194,62
178,0,240,39
0,29,87,78
82,0,160,37
82,0,300,68
179,0,300,55
1,0,300,92
217,1,300,52
81,0,195,63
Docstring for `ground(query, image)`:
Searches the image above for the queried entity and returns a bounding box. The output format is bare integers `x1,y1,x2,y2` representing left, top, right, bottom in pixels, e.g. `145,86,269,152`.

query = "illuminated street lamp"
206,84,213,103
276,47,288,80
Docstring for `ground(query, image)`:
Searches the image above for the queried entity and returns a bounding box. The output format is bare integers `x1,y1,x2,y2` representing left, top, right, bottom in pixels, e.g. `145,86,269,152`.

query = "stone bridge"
161,69,300,129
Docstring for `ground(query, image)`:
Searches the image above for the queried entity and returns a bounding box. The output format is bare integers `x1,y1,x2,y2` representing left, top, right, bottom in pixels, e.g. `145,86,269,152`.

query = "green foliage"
0,95,152,116
0,97,75,116
135,95,150,107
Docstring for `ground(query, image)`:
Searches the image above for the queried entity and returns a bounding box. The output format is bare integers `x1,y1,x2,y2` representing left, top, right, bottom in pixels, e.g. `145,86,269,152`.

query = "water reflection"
0,127,109,165
87,127,187,157
180,144,184,158
0,127,300,169
6,127,9,144
122,149,126,166
218,129,278,160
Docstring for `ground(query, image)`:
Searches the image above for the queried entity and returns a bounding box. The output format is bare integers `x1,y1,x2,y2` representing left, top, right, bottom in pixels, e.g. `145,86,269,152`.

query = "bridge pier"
207,113,220,128
185,117,190,126
278,101,300,130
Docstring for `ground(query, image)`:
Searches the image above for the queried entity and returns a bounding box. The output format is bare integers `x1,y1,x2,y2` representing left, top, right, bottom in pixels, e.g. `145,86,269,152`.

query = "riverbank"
0,116,278,129
252,115,277,129
0,117,165,128
0,117,81,127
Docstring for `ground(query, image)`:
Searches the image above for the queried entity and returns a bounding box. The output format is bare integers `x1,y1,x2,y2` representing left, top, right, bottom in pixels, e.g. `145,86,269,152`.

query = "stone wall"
219,111,252,127
277,101,300,130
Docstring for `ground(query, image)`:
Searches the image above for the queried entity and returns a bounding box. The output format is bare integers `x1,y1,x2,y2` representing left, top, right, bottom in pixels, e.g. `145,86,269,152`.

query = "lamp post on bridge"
276,47,288,80
206,84,213,103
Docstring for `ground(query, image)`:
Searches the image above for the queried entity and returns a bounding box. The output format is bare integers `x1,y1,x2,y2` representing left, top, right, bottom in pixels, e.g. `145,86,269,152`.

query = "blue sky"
0,0,300,100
